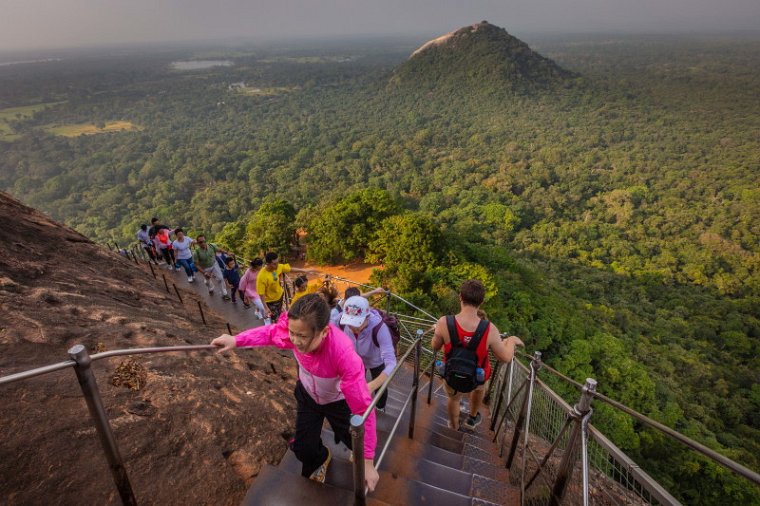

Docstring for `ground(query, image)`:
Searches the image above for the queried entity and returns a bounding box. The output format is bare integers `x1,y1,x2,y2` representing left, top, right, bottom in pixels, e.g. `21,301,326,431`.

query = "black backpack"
444,316,489,394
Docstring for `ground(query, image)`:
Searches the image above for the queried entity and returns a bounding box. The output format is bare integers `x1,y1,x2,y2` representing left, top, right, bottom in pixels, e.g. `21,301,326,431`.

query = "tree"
369,212,446,293
241,198,296,258
306,188,399,263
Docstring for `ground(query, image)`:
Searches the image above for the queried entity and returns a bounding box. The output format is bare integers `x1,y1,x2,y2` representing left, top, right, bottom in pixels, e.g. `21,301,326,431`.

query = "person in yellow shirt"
257,252,311,320
290,275,320,305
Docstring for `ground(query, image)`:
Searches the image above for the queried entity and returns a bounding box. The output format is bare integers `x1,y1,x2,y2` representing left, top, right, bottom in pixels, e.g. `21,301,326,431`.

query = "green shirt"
193,244,217,269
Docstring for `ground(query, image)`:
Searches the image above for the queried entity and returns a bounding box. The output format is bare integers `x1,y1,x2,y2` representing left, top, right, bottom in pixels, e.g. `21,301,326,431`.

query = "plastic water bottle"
476,367,485,384
435,360,446,376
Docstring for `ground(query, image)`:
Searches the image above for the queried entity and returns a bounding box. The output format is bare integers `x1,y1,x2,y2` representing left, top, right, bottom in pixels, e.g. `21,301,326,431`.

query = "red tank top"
443,318,491,381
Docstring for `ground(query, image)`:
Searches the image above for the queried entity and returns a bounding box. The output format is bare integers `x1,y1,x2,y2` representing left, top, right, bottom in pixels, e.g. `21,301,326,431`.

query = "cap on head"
340,296,370,327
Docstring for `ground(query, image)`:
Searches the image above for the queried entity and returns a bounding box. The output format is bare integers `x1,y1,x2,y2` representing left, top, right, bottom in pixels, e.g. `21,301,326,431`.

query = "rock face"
391,21,575,94
0,191,295,504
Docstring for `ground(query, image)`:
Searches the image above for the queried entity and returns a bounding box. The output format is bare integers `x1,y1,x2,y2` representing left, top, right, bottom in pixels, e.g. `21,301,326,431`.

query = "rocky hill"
390,21,576,95
0,191,295,505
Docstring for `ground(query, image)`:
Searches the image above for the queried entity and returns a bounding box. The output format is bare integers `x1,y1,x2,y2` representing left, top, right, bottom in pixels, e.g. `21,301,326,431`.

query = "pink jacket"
238,268,261,301
235,313,377,459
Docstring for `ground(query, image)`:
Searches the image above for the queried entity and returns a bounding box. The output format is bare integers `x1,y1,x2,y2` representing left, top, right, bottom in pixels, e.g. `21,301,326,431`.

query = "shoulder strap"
371,321,382,347
446,315,460,348
467,319,490,351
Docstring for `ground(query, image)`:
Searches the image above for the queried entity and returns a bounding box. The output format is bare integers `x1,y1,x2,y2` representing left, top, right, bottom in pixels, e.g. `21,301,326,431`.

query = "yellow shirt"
257,263,291,303
290,283,319,304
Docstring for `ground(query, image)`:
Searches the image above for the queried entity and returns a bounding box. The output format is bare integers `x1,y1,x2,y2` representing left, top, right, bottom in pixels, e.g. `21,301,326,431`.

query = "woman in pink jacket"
211,293,380,491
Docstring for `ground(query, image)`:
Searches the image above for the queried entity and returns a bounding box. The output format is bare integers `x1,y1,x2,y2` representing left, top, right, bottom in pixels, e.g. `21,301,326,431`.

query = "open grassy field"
236,86,297,96
44,121,141,137
0,101,65,141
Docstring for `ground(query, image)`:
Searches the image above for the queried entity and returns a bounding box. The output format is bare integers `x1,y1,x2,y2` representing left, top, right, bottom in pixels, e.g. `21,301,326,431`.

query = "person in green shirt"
256,252,311,320
193,234,229,300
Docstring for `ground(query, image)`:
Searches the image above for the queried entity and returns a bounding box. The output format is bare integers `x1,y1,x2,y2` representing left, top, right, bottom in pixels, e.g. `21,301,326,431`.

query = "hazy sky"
2,0,760,51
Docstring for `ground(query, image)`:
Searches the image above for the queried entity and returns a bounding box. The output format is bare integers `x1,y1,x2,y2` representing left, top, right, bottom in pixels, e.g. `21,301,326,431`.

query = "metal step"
243,464,390,506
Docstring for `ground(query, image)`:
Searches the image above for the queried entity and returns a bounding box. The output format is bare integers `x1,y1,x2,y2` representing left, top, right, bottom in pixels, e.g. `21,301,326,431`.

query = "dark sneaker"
309,447,331,484
463,412,482,430
222,294,231,301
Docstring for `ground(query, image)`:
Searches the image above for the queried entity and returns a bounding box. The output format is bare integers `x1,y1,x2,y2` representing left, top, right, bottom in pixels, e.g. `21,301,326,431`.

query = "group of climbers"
135,220,313,319
134,218,524,494
211,279,524,494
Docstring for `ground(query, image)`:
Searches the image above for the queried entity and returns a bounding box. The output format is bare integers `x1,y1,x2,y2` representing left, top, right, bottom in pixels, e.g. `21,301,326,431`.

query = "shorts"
443,381,485,397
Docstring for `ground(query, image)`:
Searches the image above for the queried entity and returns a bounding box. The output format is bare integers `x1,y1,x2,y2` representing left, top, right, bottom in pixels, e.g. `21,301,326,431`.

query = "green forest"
0,33,758,504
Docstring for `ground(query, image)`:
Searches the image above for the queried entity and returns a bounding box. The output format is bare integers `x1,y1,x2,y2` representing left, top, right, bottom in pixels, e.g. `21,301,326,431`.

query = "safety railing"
0,343,218,505
489,351,760,505
349,330,424,505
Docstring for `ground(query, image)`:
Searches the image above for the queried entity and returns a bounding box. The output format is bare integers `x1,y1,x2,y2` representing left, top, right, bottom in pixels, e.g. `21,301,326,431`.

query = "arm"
211,314,293,351
336,346,379,491
337,347,377,461
487,324,524,362
431,317,447,352
360,287,387,298
374,324,397,381
366,325,396,392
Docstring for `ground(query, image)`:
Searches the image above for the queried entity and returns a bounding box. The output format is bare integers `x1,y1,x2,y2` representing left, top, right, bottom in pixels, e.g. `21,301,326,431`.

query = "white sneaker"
187,276,194,283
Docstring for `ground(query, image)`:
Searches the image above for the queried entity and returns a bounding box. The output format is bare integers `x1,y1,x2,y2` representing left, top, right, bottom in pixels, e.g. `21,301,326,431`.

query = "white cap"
340,296,370,327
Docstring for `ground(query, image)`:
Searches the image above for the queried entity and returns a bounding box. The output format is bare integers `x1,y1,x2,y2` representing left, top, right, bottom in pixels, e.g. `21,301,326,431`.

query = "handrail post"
68,345,137,506
350,414,366,506
549,378,597,506
506,351,541,469
408,331,423,439
427,349,437,405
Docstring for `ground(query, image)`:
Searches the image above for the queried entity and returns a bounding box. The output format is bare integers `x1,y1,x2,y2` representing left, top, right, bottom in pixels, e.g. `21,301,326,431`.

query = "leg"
178,259,193,277
211,264,228,295
469,386,484,417
444,382,461,430
160,248,172,265
267,299,283,321
369,365,388,410
292,381,329,477
323,398,354,451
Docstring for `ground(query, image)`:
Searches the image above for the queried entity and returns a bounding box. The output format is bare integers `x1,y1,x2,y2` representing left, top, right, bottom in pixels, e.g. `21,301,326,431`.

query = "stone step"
244,464,390,506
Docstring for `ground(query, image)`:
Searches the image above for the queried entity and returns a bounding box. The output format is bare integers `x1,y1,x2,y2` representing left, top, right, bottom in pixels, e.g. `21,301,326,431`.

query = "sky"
1,0,760,51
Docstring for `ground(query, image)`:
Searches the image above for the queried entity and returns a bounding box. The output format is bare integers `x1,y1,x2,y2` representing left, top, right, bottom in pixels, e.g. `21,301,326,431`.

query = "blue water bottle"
476,367,485,384
435,360,446,376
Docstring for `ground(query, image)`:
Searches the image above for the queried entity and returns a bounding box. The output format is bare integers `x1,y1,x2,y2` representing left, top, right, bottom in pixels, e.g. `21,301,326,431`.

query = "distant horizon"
2,27,760,58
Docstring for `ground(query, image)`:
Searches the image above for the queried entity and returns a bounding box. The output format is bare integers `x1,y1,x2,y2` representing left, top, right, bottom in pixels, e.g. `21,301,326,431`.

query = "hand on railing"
365,459,379,492
503,335,525,347
210,334,236,353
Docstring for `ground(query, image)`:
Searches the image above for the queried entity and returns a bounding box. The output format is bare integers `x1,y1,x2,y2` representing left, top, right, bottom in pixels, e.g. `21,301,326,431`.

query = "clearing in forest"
44,120,142,137
0,101,65,141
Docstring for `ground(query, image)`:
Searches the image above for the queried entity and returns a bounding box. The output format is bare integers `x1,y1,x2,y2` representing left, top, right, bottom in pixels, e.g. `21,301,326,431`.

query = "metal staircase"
244,362,519,505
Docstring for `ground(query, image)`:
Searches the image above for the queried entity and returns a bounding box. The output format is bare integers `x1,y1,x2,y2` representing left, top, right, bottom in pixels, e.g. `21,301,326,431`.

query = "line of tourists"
135,219,312,319
210,279,524,495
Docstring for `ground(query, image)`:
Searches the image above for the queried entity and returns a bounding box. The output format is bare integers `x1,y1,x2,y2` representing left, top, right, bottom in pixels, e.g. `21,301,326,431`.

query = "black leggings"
291,381,353,477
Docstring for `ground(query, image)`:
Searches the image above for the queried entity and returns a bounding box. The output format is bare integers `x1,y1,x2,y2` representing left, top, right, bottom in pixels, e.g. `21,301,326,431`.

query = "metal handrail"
505,357,681,505
0,343,222,505
0,360,76,386
513,350,760,487
357,335,420,426
326,274,438,323
350,331,423,505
